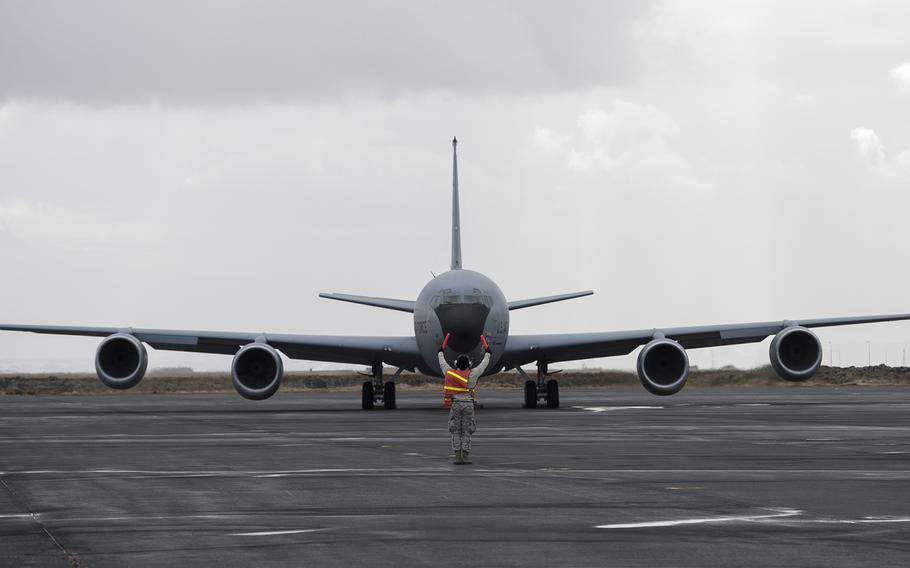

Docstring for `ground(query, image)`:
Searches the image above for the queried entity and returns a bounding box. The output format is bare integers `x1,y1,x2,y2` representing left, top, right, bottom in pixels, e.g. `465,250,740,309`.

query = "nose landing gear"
361,363,402,410
517,360,559,409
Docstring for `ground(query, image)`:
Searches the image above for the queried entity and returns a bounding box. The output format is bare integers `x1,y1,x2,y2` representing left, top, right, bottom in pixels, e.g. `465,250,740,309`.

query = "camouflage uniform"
439,350,491,463
448,399,476,452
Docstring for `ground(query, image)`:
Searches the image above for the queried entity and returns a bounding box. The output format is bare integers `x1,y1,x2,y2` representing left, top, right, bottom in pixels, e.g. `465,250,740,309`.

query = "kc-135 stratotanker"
3,138,910,409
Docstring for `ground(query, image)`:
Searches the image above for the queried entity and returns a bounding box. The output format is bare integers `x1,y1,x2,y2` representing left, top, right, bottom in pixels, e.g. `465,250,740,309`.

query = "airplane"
3,137,910,410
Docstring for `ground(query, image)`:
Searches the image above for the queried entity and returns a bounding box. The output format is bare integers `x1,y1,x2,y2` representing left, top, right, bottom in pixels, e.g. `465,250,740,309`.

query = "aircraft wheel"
383,381,396,409
524,380,538,409
362,381,374,410
546,379,560,409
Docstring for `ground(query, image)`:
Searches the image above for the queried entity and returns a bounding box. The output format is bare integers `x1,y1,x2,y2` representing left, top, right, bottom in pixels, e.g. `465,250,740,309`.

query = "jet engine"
95,333,148,390
231,343,283,400
769,326,822,381
636,338,689,396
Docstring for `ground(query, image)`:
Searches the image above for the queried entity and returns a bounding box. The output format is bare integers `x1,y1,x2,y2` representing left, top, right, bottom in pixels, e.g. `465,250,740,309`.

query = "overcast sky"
2,0,910,372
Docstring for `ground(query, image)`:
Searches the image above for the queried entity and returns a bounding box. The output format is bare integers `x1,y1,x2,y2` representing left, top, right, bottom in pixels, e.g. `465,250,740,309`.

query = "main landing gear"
361,363,402,410
517,360,559,409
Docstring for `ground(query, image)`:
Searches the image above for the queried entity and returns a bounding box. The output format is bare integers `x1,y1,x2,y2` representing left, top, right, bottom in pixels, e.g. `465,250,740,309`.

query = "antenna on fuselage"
451,136,462,270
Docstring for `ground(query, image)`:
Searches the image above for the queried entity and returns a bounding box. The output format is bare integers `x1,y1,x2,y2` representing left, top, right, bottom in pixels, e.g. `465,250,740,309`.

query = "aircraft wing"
498,313,910,369
0,324,423,370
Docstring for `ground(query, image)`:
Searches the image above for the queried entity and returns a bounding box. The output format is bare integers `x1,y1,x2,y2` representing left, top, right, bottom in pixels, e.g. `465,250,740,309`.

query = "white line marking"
596,510,910,530
596,508,802,529
573,406,664,413
802,517,910,525
0,514,32,519
7,468,436,476
229,528,325,537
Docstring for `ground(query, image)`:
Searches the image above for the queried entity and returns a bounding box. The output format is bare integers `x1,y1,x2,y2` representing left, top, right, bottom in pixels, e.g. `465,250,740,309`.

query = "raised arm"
438,350,453,374
468,351,491,389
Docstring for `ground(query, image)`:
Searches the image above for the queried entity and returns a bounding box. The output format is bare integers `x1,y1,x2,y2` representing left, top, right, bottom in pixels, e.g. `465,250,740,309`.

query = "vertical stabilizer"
451,137,463,270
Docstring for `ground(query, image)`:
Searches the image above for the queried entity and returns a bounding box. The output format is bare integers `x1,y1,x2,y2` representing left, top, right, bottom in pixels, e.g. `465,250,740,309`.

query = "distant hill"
3,365,910,395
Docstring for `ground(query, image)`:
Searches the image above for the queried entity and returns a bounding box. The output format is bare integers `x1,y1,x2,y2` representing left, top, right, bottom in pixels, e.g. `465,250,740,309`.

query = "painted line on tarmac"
596,508,802,528
843,517,910,524
573,406,664,413
229,528,326,537
597,509,910,529
6,468,910,483
6,467,446,476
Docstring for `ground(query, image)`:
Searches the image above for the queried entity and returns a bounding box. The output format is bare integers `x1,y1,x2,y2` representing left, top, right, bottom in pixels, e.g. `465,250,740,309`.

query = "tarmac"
1,386,909,567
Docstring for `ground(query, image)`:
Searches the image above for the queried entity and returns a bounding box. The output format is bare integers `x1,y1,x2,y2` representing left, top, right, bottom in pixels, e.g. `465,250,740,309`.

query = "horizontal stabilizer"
507,290,593,311
319,293,416,313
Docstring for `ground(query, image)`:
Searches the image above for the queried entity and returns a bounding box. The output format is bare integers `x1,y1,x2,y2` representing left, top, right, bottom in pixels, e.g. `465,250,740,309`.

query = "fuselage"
413,269,509,377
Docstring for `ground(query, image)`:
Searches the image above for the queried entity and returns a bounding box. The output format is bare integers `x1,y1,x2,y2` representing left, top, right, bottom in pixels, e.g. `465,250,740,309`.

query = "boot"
462,451,472,465
453,450,465,464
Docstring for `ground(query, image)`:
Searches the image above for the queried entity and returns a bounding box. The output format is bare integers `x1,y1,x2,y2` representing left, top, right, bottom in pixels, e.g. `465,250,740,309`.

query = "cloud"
0,198,149,252
850,127,886,167
5,2,910,374
531,100,711,194
850,126,910,184
891,62,910,92
530,127,568,149
0,1,651,104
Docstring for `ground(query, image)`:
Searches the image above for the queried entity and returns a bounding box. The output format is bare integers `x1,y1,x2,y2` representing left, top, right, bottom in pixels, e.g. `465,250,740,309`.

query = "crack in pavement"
0,476,82,567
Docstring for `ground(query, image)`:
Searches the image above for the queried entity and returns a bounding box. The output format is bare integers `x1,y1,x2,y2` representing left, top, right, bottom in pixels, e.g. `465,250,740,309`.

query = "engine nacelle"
231,343,283,400
95,333,148,390
769,326,821,382
637,338,689,396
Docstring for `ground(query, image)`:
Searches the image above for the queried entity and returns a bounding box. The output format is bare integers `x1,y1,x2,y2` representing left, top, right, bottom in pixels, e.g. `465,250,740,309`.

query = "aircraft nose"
435,300,490,353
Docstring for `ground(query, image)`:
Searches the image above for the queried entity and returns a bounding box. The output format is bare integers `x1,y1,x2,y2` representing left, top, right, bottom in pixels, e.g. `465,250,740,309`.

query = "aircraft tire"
383,381,396,409
546,379,559,409
524,380,538,409
362,381,374,410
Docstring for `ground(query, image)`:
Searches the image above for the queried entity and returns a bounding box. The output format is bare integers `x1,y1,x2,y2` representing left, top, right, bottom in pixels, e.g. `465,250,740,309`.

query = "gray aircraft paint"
3,140,910,393
451,137,462,271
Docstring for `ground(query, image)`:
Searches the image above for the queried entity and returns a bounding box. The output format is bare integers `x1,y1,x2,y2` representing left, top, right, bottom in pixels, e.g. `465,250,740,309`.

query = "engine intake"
232,343,283,400
95,333,148,390
769,326,821,382
637,338,689,396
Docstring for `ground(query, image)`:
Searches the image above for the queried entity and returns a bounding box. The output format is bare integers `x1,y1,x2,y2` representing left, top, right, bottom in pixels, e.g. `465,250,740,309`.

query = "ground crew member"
438,335,491,465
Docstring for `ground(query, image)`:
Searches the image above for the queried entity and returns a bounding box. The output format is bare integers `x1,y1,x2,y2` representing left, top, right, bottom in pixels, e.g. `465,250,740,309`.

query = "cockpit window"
431,294,492,308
